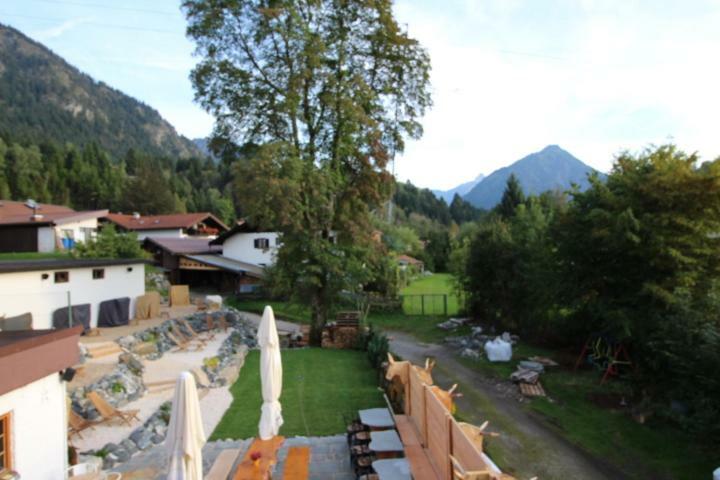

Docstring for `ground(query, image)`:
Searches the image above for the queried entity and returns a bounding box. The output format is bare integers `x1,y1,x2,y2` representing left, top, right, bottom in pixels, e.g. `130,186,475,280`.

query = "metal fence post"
443,294,447,316
421,295,425,315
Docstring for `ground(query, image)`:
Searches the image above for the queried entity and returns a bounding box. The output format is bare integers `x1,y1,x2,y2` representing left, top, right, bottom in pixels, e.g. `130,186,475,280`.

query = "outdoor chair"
179,319,209,347
87,391,140,426
166,329,200,352
68,409,97,439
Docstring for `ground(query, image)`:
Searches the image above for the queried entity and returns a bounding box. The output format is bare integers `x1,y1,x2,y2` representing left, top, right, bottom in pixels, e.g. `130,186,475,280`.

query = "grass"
0,251,71,260
458,344,717,480
400,273,463,316
211,348,384,440
226,298,312,325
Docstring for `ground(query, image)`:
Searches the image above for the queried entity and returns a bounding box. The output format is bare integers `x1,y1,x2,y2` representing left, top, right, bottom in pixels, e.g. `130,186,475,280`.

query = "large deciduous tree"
184,0,432,343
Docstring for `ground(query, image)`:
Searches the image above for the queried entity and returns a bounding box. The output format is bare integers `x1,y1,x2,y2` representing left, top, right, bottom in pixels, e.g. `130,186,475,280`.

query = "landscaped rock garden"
70,353,147,419
85,402,172,469
76,308,258,468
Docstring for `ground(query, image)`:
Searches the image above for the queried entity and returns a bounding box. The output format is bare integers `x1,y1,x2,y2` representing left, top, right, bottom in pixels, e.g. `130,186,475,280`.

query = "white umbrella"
258,305,283,440
166,371,206,480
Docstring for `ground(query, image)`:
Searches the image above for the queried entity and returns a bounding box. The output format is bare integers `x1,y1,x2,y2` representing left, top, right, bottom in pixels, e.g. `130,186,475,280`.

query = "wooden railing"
402,365,513,480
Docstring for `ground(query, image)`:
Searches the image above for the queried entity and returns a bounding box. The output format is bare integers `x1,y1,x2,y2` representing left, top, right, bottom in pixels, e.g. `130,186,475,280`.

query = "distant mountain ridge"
432,173,485,203
0,24,202,159
463,145,598,209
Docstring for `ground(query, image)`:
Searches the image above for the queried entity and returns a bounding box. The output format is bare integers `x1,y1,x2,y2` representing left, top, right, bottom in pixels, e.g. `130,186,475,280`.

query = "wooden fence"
403,365,510,479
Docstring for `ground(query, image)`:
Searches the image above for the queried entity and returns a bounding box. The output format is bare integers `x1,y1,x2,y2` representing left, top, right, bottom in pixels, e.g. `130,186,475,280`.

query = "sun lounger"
179,319,209,347
87,391,140,426
67,398,97,439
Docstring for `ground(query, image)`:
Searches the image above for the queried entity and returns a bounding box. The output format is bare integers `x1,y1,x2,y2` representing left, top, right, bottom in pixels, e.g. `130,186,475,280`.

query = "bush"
366,330,390,370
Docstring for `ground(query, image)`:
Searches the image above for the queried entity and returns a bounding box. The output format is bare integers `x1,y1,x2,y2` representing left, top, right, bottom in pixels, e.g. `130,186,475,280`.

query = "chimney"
132,212,141,219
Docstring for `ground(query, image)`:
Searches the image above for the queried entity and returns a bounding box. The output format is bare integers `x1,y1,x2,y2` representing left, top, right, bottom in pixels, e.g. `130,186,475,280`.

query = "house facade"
0,326,82,479
103,212,229,241
0,259,145,330
210,221,280,267
0,200,107,253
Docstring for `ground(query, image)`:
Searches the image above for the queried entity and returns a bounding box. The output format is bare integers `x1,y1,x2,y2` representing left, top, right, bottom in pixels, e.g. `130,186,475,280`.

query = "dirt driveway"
388,331,630,480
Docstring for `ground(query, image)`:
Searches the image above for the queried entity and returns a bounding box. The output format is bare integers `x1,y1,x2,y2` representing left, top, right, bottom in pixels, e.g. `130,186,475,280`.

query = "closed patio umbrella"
258,305,283,440
166,371,206,480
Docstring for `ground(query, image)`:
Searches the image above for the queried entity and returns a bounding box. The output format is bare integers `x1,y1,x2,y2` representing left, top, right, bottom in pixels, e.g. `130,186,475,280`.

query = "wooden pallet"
519,382,546,397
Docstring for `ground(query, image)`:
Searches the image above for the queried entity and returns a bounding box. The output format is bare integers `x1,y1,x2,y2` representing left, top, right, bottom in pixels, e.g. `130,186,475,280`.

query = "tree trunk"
309,290,326,346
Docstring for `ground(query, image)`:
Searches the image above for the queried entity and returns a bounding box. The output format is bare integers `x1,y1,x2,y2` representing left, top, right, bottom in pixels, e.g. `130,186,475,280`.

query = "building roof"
104,212,229,232
0,199,107,227
184,254,264,278
0,326,82,396
0,258,147,274
210,219,272,245
397,254,424,265
143,237,221,255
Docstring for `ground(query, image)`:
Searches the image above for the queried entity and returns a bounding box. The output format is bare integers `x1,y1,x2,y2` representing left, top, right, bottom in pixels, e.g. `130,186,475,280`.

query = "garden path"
387,331,629,480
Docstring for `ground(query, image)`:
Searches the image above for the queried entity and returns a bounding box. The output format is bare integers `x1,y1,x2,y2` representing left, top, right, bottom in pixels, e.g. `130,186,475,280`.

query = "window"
254,238,270,249
0,412,11,471
81,227,96,242
54,271,69,283
275,237,281,247
92,268,105,280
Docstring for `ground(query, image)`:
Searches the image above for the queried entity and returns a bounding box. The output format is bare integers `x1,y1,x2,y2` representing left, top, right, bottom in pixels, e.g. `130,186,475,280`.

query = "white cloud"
393,0,720,190
33,17,92,41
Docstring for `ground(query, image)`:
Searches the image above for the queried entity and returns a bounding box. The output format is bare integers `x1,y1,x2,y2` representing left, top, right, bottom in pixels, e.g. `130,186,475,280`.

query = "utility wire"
0,12,181,35
21,0,181,16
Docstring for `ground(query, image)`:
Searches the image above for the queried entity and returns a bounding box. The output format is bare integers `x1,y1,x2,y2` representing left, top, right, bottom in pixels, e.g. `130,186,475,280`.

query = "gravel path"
387,331,629,480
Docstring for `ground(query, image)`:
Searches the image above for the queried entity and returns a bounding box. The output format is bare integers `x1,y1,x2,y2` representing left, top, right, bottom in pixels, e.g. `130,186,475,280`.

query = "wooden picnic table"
233,435,285,480
359,407,394,430
369,429,404,459
372,458,412,480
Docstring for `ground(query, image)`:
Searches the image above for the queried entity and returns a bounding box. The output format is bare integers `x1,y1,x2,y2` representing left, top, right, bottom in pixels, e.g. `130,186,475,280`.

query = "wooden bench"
281,446,311,480
233,436,285,480
394,415,442,480
206,449,240,480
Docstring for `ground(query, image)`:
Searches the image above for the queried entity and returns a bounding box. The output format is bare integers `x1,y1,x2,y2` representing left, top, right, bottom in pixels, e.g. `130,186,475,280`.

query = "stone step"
205,448,240,480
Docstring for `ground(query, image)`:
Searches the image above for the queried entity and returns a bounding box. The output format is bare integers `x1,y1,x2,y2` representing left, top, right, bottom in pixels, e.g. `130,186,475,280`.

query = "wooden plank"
519,382,546,397
409,368,427,445
232,436,285,480
205,448,240,480
281,446,311,480
425,388,450,480
404,445,442,480
395,415,420,446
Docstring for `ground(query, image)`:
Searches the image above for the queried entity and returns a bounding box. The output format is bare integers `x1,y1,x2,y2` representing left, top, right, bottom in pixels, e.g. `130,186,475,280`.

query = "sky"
3,0,720,190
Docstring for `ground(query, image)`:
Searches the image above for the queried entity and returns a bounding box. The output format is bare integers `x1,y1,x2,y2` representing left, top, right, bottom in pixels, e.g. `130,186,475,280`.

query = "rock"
104,442,120,453
120,438,138,456
119,352,144,374
131,429,154,450
113,448,130,463
103,455,116,470
191,367,212,388
78,454,103,471
132,341,158,356
518,360,544,373
460,348,480,360
151,433,164,444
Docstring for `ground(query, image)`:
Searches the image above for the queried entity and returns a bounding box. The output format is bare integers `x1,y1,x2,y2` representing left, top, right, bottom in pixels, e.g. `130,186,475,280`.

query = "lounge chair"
179,319,209,347
86,391,140,426
67,399,96,439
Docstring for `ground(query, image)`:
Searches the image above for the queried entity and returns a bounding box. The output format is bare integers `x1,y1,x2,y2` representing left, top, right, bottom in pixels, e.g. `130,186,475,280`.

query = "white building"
0,200,107,253
0,325,82,479
103,212,229,241
0,259,145,330
210,221,280,267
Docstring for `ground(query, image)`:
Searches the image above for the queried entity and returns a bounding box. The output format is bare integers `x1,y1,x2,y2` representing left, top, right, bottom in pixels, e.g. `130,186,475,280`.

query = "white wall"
136,228,183,241
0,263,145,329
55,218,99,244
222,232,279,266
0,373,67,479
37,226,56,252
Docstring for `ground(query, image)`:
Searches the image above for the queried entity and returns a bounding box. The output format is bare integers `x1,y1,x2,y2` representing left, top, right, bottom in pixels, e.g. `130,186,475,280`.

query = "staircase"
84,341,123,359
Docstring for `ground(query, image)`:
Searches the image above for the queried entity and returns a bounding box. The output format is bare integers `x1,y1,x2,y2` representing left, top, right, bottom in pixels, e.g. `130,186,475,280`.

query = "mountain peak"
463,146,597,209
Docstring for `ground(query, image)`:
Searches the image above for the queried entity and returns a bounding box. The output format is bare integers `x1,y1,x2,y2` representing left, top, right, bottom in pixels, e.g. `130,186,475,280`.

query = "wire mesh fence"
400,293,463,316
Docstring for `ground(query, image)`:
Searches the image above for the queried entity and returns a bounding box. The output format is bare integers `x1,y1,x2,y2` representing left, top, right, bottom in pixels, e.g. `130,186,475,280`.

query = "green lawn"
0,251,71,260
458,345,717,480
400,273,463,316
211,348,384,440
